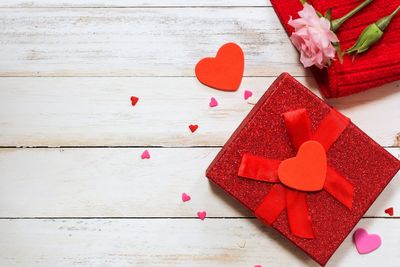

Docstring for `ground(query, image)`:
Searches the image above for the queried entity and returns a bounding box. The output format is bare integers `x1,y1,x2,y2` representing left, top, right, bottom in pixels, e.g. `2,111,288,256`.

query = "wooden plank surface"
0,1,399,266
0,147,397,217
0,218,399,267
0,7,304,77
0,77,399,147
0,0,270,7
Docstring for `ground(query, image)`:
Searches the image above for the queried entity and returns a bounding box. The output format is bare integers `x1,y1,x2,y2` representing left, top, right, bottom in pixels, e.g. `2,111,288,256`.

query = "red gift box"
206,73,400,265
270,0,400,98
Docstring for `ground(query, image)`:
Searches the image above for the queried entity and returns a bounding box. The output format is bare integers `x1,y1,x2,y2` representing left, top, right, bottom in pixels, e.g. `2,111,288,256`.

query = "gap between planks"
0,217,398,220
0,145,397,148
0,6,273,9
0,0,271,8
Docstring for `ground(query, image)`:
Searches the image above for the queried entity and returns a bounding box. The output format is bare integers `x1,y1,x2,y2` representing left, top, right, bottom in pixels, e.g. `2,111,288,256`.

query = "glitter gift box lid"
206,73,400,266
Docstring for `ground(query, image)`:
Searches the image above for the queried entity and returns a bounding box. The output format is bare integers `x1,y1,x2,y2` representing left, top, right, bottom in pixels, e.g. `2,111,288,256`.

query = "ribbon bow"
238,108,354,238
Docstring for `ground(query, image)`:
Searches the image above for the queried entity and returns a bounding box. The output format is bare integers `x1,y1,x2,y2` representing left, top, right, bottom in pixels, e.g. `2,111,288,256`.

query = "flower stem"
331,0,374,32
376,5,400,31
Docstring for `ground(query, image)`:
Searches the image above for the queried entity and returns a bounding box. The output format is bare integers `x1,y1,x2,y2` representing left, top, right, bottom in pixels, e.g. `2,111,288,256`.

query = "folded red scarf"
270,0,400,98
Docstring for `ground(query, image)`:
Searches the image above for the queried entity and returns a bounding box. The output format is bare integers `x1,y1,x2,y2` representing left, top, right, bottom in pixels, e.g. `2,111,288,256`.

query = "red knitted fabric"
270,0,400,98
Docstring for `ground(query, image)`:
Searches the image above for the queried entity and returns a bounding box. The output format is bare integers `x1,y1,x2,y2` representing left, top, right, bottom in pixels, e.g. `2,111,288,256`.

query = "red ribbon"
238,108,354,239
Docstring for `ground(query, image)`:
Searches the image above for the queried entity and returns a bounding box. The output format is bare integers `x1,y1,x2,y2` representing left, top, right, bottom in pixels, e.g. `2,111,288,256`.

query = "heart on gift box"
195,43,244,91
278,141,327,192
353,228,382,254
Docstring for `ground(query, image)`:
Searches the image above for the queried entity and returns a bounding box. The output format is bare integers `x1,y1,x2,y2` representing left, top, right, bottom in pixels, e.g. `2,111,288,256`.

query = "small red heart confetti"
182,193,191,202
130,96,139,106
141,150,150,159
384,207,394,216
209,97,218,107
244,90,253,100
197,211,206,220
254,265,262,267
189,124,199,133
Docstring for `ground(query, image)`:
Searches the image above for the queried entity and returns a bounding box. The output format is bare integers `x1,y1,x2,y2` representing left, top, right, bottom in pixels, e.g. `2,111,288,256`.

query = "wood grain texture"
0,7,305,77
0,77,399,147
0,147,398,217
0,218,399,267
0,0,270,7
0,2,399,266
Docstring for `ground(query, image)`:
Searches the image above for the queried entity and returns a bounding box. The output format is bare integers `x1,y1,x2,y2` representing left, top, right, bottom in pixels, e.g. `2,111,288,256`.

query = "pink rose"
289,3,339,69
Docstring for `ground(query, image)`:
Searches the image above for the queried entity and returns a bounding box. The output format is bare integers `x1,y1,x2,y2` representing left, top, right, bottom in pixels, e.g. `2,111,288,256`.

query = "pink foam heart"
244,90,253,100
209,97,218,107
182,193,191,202
141,150,150,159
197,211,206,220
353,228,382,254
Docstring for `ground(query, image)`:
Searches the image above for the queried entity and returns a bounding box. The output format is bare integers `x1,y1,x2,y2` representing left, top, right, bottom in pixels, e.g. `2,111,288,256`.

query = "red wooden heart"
278,141,327,192
195,43,244,91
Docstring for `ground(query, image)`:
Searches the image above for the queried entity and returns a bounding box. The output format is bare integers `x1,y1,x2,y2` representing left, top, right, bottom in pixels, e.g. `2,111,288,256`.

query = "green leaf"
300,0,307,4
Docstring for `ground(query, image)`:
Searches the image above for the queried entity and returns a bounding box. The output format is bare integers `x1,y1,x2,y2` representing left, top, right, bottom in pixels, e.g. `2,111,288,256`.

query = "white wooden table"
0,1,399,266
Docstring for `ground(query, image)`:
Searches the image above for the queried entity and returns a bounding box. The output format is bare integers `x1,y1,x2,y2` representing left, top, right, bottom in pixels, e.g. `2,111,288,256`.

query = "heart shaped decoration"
189,124,199,133
197,211,207,220
195,43,244,91
278,141,327,192
209,97,218,107
141,150,150,159
182,193,191,202
130,96,139,106
244,90,253,100
384,207,394,216
353,228,382,254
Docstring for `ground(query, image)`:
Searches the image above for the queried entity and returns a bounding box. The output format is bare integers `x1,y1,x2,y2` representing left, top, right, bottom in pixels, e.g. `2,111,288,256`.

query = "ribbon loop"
238,108,353,239
283,108,312,150
238,154,280,183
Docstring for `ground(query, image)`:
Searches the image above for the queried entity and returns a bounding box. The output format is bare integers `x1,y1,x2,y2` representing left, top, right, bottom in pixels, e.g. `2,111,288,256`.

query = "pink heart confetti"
353,228,382,254
182,193,191,202
254,265,262,267
209,97,218,107
244,90,253,100
141,150,150,159
197,211,206,220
